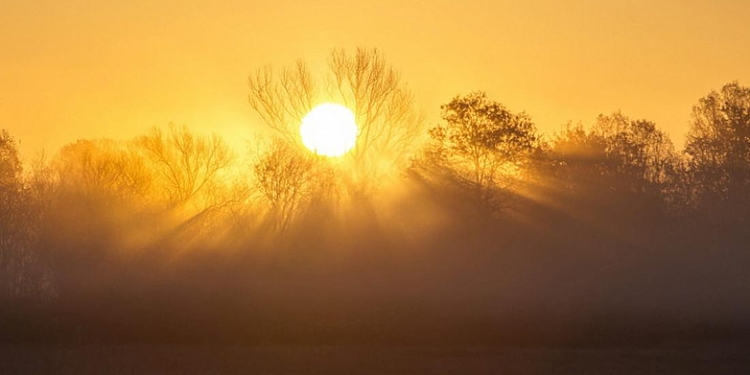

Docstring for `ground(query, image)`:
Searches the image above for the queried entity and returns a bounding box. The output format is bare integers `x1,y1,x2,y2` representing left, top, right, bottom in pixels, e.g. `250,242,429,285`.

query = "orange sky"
2,0,749,158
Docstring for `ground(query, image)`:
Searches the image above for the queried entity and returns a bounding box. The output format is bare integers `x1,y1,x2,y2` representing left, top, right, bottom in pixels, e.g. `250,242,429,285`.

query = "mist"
2,81,750,348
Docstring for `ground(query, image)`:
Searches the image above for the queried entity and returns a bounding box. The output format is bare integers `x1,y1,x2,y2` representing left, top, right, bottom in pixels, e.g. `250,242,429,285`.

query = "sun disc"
300,103,358,157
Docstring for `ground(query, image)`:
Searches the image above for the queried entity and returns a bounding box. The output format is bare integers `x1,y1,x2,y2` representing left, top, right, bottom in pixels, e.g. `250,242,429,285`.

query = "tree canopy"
415,91,540,211
685,82,750,220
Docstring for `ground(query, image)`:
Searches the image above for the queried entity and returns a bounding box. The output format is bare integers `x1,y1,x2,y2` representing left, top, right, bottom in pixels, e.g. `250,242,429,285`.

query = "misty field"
2,342,749,374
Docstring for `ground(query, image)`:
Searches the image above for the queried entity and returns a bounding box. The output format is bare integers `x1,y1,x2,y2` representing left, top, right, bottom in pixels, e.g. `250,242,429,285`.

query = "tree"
0,130,23,210
327,48,423,174
591,112,678,198
0,130,51,299
54,139,152,201
415,92,540,211
43,139,155,272
248,47,423,190
132,124,246,243
548,122,609,193
136,124,235,211
248,61,315,145
252,139,334,232
549,113,679,217
0,130,25,297
685,81,750,220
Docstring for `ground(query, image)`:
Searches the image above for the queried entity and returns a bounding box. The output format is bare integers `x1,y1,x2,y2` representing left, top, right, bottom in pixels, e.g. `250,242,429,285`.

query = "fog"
2,72,750,346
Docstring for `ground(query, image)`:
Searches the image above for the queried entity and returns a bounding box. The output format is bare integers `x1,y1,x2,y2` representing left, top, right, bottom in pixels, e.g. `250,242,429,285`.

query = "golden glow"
300,103,358,157
2,1,750,157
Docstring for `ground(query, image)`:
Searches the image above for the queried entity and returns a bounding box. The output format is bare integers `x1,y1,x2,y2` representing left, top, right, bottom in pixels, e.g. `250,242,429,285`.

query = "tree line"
1,49,749,341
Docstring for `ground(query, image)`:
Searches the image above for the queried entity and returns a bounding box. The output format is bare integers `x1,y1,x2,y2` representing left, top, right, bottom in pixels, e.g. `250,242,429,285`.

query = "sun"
300,103,358,157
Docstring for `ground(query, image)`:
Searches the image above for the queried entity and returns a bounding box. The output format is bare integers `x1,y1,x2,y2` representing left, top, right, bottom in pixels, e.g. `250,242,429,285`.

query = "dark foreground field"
2,342,749,374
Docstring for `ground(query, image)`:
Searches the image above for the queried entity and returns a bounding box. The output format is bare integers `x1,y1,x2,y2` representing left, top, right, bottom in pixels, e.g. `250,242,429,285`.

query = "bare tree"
327,48,424,176
54,139,153,201
42,139,157,271
248,47,423,190
136,124,235,210
248,61,316,144
252,139,334,232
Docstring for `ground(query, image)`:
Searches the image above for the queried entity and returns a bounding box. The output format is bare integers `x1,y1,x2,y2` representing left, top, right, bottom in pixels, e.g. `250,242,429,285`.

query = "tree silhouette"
41,138,154,280
54,139,152,201
0,130,50,299
685,81,750,221
136,124,235,211
248,47,423,191
0,130,23,209
549,113,679,222
248,61,315,145
327,48,424,178
253,139,334,232
592,112,678,199
548,122,609,195
414,92,540,212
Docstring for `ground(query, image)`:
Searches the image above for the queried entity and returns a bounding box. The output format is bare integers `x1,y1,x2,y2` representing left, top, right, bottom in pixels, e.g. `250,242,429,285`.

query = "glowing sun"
300,103,358,157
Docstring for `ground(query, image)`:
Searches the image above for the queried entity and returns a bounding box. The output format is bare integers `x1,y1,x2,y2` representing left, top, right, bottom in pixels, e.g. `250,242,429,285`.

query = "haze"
3,2,750,373
3,0,750,157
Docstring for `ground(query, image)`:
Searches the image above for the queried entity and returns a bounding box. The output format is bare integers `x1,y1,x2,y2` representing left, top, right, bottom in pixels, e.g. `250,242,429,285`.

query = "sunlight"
299,103,358,157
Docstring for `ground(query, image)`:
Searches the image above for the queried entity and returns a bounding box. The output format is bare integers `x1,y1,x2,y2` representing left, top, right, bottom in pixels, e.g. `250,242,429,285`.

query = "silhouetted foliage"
0,130,51,299
3,81,750,348
0,130,27,297
550,113,679,217
685,82,750,222
0,130,23,209
414,92,540,212
535,113,684,248
593,113,678,194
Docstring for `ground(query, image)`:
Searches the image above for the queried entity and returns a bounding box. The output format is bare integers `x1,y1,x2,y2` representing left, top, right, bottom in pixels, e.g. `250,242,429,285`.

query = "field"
2,342,749,374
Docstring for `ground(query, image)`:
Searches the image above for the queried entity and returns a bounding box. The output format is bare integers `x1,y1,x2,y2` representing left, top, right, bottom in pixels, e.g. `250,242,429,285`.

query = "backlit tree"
248,47,423,190
415,92,540,211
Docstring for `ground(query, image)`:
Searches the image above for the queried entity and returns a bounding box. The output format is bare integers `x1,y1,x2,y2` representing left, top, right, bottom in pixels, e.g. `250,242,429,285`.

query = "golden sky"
2,0,749,158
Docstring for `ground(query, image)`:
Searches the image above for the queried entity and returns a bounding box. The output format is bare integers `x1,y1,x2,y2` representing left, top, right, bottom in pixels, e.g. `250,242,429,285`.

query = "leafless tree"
253,139,334,232
54,139,153,201
248,47,424,190
327,48,424,177
248,61,316,145
136,124,235,210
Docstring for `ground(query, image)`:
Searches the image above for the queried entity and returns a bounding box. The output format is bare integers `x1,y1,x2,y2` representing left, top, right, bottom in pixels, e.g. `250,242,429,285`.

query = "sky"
2,0,750,159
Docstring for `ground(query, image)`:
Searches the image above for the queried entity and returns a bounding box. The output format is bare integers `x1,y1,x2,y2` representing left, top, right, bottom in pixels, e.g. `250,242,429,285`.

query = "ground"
1,342,749,374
